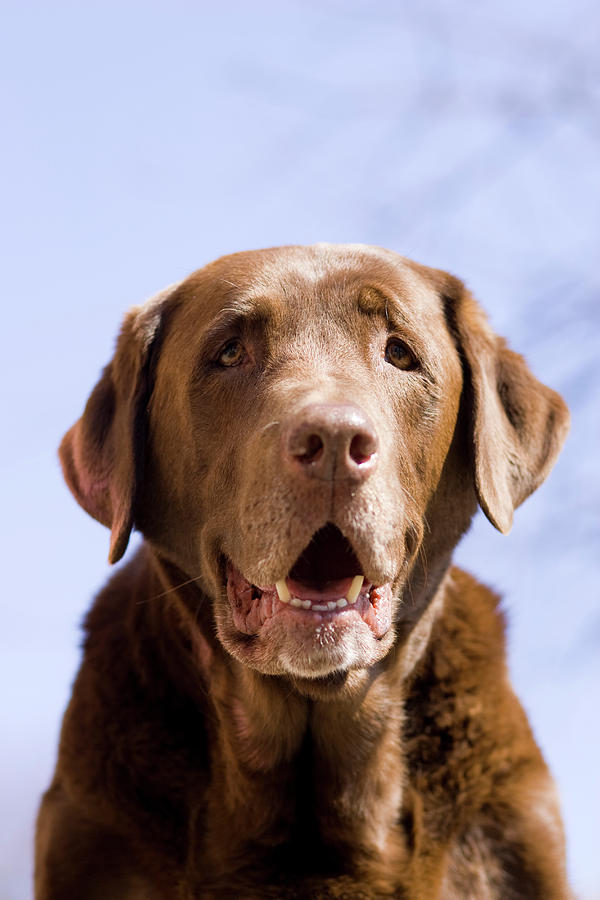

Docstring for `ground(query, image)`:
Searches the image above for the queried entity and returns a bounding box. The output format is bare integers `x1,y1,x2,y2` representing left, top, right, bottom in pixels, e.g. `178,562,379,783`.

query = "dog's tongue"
283,576,356,604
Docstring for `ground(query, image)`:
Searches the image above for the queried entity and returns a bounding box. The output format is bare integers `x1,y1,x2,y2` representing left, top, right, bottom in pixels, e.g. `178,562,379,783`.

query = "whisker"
260,420,280,433
138,573,206,604
395,480,418,506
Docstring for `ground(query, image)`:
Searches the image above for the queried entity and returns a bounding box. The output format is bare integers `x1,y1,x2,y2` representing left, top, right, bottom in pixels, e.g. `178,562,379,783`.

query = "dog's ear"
442,277,570,534
59,284,180,563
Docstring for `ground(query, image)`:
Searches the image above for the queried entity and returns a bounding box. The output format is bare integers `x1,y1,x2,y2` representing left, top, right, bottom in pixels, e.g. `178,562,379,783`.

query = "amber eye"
218,339,246,367
385,338,417,370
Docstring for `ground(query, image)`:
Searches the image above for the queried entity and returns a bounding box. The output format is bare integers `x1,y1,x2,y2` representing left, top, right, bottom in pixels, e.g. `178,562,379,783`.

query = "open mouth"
226,524,393,639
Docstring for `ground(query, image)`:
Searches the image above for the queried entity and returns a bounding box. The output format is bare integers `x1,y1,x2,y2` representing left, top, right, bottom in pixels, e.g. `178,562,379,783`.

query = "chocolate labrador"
36,245,572,898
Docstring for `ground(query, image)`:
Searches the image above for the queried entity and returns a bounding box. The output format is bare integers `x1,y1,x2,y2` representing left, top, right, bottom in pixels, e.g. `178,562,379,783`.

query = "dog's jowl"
36,245,572,899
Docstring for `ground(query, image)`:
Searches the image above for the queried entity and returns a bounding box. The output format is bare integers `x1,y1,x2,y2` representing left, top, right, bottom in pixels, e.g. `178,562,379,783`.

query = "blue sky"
1,1,599,896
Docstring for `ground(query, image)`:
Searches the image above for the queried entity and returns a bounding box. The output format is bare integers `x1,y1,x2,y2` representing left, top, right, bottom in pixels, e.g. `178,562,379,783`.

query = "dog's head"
60,245,569,682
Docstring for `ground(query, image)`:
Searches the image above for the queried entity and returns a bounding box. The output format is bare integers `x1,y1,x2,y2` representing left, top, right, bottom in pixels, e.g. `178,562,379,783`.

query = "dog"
36,244,572,898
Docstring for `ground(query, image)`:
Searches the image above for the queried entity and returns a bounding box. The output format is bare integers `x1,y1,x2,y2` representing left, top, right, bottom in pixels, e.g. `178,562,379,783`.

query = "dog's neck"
147,548,449,876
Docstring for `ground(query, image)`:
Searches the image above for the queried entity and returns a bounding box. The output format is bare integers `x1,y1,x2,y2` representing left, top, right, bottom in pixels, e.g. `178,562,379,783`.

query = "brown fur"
36,245,571,898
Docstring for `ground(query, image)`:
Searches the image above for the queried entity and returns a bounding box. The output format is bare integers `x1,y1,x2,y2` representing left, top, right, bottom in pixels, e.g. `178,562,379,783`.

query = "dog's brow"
358,286,390,317
357,286,410,330
203,298,273,340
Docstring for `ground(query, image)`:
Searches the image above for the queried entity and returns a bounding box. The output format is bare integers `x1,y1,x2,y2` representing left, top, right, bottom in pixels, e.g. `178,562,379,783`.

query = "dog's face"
143,246,464,679
60,245,569,682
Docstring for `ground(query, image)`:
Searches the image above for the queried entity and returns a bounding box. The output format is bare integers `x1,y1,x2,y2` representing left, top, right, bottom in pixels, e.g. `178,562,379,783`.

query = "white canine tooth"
312,604,328,611
290,597,302,608
336,598,348,608
276,580,290,603
327,602,337,611
300,599,311,609
346,575,364,605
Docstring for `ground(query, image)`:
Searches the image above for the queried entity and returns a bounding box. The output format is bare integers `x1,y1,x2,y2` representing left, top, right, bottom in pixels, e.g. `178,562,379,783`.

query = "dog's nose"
283,403,378,481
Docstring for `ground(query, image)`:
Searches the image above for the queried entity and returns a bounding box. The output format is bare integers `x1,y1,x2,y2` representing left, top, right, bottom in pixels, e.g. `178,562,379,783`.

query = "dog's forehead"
177,245,447,328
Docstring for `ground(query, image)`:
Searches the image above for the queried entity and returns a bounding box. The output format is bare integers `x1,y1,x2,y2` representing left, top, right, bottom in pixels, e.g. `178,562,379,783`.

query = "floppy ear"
59,284,180,563
443,278,570,534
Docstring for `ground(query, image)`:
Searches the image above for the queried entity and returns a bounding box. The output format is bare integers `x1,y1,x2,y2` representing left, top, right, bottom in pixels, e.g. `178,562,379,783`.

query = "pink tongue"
284,576,357,603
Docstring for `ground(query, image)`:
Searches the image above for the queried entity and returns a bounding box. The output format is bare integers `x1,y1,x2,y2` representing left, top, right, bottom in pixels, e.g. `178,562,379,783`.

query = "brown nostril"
349,431,377,466
297,433,324,465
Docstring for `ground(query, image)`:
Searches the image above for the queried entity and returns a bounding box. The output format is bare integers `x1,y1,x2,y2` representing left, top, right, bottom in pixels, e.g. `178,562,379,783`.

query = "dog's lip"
225,561,393,638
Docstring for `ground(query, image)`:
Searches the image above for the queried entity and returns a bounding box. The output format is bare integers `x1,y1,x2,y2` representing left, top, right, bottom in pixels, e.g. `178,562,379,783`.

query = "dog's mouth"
225,524,393,640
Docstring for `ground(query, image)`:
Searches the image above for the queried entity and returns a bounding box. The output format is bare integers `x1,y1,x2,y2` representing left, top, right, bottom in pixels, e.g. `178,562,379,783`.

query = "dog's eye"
385,338,417,370
218,340,246,367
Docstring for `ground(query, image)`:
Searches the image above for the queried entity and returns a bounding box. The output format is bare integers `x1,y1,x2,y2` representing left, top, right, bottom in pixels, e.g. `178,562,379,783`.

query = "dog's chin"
217,603,396,681
216,563,396,680
269,616,395,680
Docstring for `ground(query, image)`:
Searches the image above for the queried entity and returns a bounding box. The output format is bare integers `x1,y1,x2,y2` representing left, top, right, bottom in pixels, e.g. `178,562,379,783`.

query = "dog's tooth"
290,597,302,608
346,575,364,605
336,598,348,608
275,580,290,603
300,600,311,609
312,604,328,611
327,601,337,611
